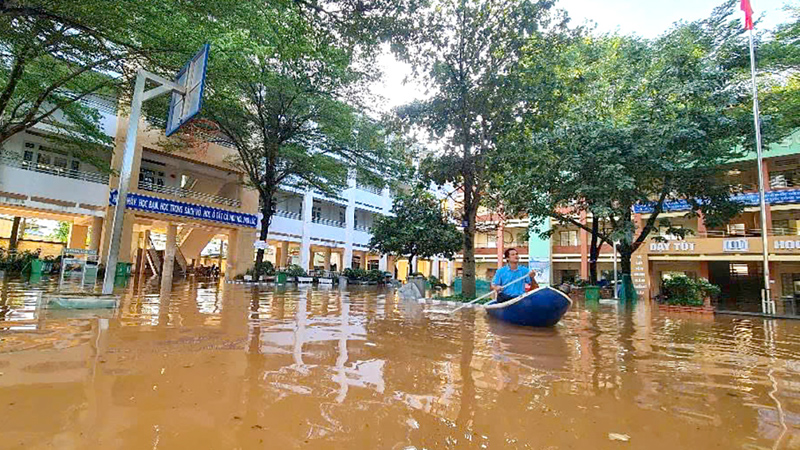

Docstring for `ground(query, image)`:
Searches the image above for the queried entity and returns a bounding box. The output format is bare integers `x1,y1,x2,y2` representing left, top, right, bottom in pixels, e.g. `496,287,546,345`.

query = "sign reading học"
109,189,257,228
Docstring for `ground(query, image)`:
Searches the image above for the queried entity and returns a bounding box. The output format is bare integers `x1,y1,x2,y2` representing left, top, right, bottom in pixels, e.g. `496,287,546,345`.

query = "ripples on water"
1,275,800,449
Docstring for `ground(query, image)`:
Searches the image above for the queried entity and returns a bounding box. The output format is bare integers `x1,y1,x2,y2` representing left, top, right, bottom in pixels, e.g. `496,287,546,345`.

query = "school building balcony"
0,152,109,216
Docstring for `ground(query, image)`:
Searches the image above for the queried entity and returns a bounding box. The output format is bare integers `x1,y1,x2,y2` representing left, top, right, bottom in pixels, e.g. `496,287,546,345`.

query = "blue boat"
484,286,572,327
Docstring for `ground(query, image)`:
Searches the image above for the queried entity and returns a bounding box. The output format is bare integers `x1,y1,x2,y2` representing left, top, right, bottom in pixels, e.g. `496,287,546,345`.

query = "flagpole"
747,27,774,315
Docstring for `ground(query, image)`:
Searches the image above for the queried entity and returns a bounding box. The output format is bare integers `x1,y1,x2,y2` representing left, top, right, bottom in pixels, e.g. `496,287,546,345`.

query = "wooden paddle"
449,272,532,314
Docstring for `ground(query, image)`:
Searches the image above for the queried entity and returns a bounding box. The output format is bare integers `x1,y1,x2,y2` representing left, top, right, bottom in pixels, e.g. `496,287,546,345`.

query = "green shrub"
661,275,720,306
285,264,307,277
0,248,41,273
343,267,367,280
428,275,447,288
367,269,385,283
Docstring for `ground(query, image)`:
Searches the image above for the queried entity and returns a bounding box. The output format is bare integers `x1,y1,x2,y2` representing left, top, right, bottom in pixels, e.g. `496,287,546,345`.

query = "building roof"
735,129,800,162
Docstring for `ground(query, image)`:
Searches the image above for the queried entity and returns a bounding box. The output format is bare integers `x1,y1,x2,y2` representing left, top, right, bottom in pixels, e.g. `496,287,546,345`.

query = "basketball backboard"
165,43,210,136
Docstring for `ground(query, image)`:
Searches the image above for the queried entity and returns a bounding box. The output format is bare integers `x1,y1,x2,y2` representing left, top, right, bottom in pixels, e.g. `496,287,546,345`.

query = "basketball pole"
102,70,185,295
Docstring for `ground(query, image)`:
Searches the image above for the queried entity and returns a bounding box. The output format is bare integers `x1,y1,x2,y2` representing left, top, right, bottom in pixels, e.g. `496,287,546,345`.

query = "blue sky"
375,0,795,109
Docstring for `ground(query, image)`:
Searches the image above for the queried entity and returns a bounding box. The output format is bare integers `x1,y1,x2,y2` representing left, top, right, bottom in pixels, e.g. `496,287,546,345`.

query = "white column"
381,186,392,214
432,256,440,278
300,191,313,270
447,259,455,285
344,178,355,269
160,223,177,292
379,254,388,271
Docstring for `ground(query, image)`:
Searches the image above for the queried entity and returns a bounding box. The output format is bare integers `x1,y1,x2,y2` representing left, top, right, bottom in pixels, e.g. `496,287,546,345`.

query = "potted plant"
287,264,310,283
658,275,720,314
366,269,384,285
256,261,276,281
427,275,447,290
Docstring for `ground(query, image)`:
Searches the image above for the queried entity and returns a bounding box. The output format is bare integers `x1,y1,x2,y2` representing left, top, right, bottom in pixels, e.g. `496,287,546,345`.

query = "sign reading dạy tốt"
109,190,257,228
649,241,696,252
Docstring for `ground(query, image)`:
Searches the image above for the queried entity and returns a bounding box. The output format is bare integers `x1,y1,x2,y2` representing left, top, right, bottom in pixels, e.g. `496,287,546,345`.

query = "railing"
312,216,346,228
356,182,383,195
310,270,340,278
654,228,800,239
0,153,110,184
138,180,241,208
475,242,527,249
354,224,372,232
274,209,302,220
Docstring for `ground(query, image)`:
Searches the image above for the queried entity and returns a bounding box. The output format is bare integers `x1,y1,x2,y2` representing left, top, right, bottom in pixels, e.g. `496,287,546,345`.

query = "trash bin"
277,272,288,284
115,262,132,278
584,285,601,301
30,259,43,275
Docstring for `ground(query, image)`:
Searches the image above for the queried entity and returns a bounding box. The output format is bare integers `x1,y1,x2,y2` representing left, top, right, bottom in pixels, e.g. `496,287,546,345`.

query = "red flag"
741,0,754,30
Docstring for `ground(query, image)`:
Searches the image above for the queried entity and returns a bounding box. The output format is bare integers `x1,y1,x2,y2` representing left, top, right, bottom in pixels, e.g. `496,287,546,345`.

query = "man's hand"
528,269,537,279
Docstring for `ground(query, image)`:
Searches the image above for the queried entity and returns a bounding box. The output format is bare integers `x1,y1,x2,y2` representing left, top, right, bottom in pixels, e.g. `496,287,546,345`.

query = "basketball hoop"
176,118,221,157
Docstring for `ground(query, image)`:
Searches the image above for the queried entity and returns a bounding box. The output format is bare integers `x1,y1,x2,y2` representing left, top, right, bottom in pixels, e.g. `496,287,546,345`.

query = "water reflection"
1,276,800,448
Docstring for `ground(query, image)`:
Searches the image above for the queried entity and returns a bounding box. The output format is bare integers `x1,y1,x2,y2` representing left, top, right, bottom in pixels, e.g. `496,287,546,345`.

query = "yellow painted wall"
396,259,409,281
0,238,65,258
0,219,13,238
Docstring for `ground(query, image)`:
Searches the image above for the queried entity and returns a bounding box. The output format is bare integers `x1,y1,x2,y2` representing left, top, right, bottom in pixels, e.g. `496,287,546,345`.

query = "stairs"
141,235,185,277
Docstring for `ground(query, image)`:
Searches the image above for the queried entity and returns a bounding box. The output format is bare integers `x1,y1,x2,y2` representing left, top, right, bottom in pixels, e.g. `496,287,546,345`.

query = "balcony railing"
312,216,346,228
138,180,241,208
274,209,302,220
655,228,800,239
354,224,372,232
475,242,527,249
356,182,383,195
0,153,110,184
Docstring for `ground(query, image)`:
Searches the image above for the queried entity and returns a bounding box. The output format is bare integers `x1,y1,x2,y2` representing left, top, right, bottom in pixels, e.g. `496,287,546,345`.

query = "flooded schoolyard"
1,276,800,449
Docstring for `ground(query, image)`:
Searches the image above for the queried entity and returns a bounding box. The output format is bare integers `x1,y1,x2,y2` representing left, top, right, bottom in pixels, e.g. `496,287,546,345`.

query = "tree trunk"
462,218,477,299
8,217,21,252
461,173,479,299
253,194,275,271
619,247,636,300
589,218,599,285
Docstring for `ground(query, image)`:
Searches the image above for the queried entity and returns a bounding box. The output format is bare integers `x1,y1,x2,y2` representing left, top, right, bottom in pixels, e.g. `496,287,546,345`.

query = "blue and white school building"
0,96,457,284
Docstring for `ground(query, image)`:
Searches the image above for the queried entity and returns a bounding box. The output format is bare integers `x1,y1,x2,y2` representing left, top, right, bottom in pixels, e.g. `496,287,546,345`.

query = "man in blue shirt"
491,248,539,303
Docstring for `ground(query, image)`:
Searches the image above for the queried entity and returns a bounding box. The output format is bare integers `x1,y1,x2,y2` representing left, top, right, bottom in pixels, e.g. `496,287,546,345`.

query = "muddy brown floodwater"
2,277,800,449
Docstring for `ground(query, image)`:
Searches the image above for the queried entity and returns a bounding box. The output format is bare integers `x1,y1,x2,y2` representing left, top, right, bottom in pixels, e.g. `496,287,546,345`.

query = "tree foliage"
187,0,415,270
0,0,234,163
494,3,793,280
394,0,572,297
369,188,462,273
50,221,70,244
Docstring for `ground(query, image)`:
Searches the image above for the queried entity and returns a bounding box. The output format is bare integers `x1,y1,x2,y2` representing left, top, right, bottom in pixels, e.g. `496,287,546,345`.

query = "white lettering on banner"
649,242,695,252
108,190,256,228
775,240,800,250
723,239,749,252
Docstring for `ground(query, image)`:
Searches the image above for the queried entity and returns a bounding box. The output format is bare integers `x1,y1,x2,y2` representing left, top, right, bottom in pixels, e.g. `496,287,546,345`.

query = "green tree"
49,221,70,244
199,13,408,270
495,4,795,293
369,188,462,274
0,1,229,163
395,0,571,297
